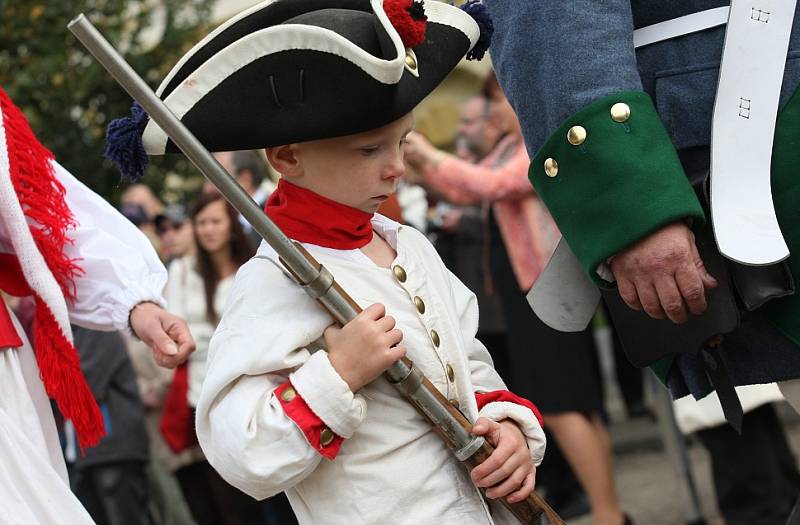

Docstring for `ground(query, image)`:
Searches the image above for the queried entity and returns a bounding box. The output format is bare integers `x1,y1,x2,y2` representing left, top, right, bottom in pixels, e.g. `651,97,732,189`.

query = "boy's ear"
265,144,301,178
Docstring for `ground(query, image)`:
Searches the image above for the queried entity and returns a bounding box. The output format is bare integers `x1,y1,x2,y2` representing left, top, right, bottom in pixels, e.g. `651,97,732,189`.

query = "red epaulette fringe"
1,88,103,448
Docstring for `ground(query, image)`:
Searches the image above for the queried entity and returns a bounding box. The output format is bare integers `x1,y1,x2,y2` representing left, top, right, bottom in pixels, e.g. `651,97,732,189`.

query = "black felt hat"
106,0,491,180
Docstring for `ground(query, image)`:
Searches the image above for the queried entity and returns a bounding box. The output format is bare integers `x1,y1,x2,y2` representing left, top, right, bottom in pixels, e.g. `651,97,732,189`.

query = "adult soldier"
485,1,800,436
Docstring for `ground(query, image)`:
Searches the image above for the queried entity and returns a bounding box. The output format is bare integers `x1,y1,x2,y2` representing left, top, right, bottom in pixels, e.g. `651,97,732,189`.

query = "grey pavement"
562,405,800,525
553,326,800,524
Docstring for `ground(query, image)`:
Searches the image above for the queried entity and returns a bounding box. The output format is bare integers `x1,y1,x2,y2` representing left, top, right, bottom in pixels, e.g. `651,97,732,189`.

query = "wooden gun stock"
418,372,565,525
467,441,565,525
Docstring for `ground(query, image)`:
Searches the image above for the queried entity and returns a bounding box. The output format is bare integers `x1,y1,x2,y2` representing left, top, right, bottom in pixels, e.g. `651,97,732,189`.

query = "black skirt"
488,213,603,414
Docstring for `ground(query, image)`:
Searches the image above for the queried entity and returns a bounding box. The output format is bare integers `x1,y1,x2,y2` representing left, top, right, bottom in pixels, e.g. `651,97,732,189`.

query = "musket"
68,14,564,525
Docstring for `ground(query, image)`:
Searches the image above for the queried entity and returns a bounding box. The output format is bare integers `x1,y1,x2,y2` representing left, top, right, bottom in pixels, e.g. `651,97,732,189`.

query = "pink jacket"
423,134,560,291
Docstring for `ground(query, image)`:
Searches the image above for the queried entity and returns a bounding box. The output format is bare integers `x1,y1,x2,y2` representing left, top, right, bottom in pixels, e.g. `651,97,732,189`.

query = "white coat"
196,215,546,525
0,162,167,524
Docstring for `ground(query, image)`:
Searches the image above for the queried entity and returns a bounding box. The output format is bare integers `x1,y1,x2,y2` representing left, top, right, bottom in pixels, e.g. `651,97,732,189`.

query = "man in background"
155,205,195,264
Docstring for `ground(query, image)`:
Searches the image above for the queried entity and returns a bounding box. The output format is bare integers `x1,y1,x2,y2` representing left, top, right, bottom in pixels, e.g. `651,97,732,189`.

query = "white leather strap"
711,0,795,265
633,6,731,48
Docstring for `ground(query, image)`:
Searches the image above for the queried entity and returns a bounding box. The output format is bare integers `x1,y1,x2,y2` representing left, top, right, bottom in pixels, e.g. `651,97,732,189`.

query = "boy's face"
270,113,414,214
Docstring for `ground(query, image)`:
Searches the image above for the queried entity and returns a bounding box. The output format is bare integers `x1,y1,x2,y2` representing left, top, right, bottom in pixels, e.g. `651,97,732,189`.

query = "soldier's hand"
610,222,718,323
471,418,536,504
129,301,195,368
325,303,406,392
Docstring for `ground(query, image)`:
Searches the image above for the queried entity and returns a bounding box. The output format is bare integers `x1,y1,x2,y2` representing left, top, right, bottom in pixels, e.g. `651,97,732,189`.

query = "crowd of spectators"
13,71,796,525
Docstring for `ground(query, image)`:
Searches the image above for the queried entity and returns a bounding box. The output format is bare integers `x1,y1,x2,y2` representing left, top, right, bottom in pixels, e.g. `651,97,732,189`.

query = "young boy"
109,1,546,522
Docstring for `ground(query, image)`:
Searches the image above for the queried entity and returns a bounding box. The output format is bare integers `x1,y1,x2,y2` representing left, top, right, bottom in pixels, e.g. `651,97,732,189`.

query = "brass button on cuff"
393,265,407,283
449,398,460,409
320,428,335,447
431,329,441,347
413,296,425,314
544,157,559,178
567,125,586,146
446,363,455,382
280,387,296,402
610,102,631,123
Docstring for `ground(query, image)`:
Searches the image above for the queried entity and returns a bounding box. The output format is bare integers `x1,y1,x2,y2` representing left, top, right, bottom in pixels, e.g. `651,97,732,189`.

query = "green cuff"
530,91,705,286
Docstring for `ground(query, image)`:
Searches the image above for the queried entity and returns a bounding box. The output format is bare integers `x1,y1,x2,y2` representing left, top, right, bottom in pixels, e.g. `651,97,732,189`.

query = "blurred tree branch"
0,0,215,204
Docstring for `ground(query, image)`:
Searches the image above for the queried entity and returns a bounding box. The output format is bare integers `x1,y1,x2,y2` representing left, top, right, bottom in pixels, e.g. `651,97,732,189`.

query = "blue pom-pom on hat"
105,102,150,182
460,0,493,61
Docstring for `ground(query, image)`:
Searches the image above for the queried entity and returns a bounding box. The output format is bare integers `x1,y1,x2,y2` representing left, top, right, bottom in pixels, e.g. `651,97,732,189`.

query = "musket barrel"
68,15,563,524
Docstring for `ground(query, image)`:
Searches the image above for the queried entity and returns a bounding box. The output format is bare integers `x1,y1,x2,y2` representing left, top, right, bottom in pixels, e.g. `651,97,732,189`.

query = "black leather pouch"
601,171,794,368
728,260,795,311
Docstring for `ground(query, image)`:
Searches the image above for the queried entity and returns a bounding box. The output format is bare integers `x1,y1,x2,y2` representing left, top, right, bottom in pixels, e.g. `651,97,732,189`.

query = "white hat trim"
156,0,283,98
155,0,406,101
144,0,477,154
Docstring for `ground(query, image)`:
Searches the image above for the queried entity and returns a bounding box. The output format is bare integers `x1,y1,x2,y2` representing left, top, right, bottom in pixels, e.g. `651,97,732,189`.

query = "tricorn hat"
106,0,493,181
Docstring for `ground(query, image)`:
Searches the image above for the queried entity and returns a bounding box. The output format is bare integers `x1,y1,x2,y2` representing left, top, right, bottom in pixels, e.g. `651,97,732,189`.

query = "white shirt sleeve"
55,161,166,332
448,268,547,466
196,255,366,500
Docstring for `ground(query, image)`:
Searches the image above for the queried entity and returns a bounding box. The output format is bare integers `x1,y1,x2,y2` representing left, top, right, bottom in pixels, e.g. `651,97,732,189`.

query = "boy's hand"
325,303,406,392
471,418,536,504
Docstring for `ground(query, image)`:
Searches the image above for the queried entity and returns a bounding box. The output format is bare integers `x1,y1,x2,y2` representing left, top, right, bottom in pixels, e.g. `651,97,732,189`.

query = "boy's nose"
384,151,406,179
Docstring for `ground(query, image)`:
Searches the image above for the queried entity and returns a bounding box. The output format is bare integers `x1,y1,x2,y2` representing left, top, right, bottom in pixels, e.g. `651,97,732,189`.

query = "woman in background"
162,192,257,525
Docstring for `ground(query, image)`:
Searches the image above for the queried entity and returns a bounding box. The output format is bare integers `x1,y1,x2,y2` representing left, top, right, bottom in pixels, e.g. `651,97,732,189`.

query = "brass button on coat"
544,157,559,178
446,363,455,382
413,296,425,314
430,329,441,347
393,265,407,283
610,102,631,123
567,125,586,146
320,428,335,447
280,387,296,402
449,398,460,409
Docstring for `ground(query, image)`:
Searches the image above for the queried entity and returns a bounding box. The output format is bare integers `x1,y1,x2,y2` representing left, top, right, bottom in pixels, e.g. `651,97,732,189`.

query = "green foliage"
0,0,216,204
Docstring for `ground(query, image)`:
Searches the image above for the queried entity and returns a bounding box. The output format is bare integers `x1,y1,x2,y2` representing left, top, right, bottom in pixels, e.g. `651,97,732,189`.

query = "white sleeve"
196,256,366,500
56,161,166,332
448,269,546,466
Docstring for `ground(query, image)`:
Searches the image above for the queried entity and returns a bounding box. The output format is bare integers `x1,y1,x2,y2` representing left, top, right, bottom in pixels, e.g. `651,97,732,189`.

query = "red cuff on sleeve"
475,390,544,427
276,380,344,460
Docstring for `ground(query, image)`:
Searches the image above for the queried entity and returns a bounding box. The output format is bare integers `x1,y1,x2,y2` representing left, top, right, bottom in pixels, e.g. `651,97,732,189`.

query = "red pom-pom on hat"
384,0,427,49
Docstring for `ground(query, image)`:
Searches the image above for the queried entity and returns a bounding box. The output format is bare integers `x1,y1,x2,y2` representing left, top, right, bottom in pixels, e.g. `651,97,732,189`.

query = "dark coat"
71,326,149,468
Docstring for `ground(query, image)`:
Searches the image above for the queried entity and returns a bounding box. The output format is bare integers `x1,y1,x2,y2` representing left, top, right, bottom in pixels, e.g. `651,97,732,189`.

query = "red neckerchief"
265,178,374,249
